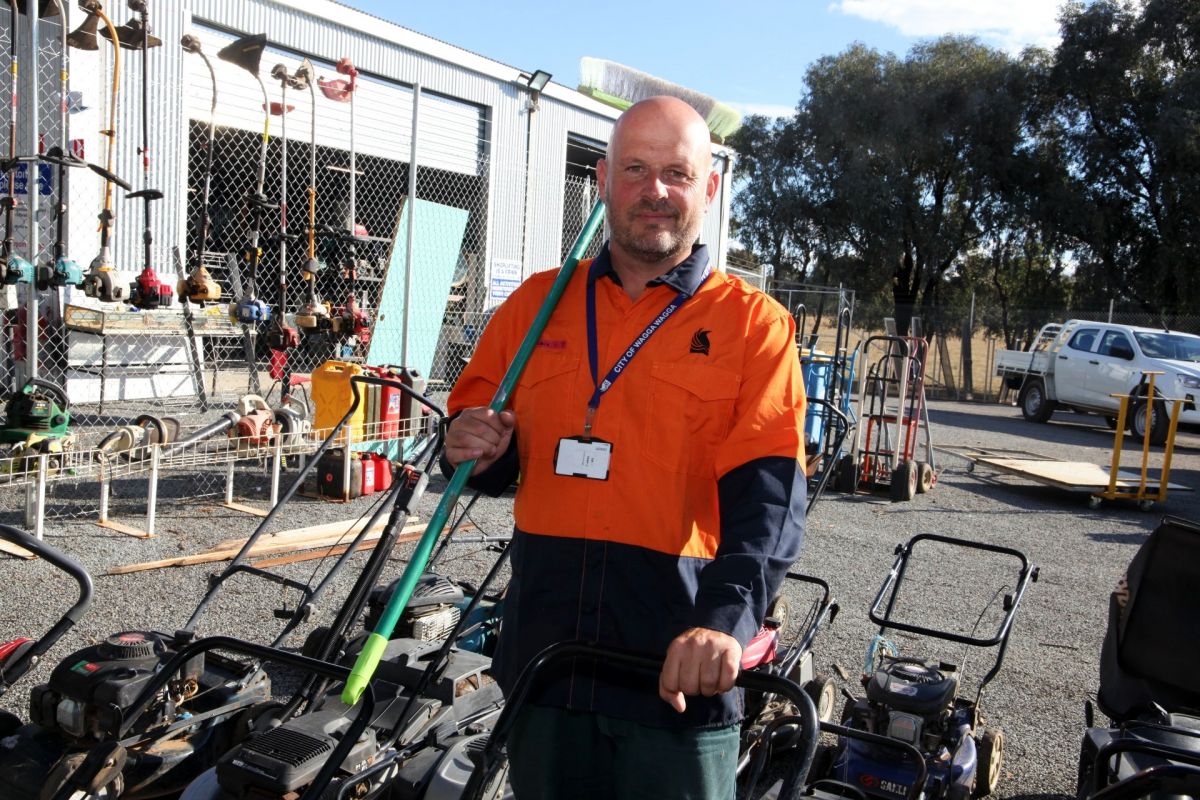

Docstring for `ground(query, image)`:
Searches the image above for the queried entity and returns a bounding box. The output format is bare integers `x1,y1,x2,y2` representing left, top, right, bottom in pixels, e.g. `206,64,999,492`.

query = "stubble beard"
607,196,696,264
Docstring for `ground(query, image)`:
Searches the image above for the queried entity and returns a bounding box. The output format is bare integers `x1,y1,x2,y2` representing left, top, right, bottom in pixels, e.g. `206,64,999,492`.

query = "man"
444,96,806,798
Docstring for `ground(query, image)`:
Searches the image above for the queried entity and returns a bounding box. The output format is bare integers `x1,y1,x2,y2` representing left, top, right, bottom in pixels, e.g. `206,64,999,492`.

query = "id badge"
554,437,612,480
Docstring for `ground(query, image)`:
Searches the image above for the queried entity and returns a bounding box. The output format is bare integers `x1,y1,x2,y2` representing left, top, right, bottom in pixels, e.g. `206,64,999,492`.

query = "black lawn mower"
0,373,443,799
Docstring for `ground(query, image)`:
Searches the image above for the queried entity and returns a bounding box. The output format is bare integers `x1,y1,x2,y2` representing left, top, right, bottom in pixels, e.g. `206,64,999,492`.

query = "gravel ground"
2,398,1199,799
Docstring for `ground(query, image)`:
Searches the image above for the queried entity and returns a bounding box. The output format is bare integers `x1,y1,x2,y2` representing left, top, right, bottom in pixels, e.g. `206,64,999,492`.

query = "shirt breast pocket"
514,355,580,461
642,361,740,476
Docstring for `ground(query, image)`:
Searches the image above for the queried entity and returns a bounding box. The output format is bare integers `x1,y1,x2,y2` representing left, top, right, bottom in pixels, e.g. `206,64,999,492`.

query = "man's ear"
705,169,720,207
596,157,608,191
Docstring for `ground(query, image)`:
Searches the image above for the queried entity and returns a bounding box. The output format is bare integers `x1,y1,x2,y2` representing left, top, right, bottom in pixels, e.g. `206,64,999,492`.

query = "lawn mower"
178,525,510,800
0,523,93,730
0,374,443,799
1076,515,1200,800
735,570,840,796
819,534,1038,800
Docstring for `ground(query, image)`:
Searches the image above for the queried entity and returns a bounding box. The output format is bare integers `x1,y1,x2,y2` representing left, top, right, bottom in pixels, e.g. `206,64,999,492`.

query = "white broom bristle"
578,57,742,142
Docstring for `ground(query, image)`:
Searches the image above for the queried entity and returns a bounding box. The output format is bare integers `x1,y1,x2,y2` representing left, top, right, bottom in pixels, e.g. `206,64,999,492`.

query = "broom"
578,56,742,143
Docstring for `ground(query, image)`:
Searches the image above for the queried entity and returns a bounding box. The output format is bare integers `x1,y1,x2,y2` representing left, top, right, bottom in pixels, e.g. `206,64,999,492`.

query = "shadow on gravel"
930,406,1200,455
1087,531,1151,545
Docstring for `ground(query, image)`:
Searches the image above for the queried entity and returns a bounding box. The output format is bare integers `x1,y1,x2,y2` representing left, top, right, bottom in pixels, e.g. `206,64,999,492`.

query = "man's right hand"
444,407,516,475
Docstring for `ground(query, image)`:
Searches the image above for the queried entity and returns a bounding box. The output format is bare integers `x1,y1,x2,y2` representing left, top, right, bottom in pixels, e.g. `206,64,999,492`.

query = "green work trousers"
506,703,741,799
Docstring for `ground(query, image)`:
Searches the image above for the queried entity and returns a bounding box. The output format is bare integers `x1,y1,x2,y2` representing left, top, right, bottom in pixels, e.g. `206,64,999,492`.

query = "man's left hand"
658,627,742,713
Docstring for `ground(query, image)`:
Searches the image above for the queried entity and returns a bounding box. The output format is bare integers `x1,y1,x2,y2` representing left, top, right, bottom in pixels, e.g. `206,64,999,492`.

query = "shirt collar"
588,242,712,297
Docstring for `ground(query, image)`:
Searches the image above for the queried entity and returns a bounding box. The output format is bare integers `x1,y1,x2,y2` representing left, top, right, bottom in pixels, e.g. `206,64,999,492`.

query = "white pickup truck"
994,320,1200,443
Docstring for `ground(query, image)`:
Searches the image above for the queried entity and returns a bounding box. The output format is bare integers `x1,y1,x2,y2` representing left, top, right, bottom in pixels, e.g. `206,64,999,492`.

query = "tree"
1051,0,1200,318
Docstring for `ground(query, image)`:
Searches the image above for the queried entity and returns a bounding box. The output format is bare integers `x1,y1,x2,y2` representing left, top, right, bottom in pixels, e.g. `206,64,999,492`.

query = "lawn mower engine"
0,630,272,800
834,657,980,800
366,573,464,644
29,632,205,743
129,266,175,310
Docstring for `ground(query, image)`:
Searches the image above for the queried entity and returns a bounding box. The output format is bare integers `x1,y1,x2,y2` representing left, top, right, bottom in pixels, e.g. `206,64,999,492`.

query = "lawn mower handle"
342,199,606,706
812,721,927,800
182,371,424,634
462,640,821,800
1087,764,1200,800
869,533,1037,648
1088,737,1200,797
0,524,92,693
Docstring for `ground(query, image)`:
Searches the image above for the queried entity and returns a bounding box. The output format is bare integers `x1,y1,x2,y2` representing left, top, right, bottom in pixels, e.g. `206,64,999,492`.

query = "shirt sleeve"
688,306,807,646
443,275,550,494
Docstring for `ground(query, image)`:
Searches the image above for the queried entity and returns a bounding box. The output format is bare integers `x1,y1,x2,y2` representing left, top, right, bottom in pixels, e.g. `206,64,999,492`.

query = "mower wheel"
766,594,791,633
916,461,935,493
834,454,858,494
889,461,917,502
805,672,838,723
973,727,1004,797
301,625,332,660
41,749,126,800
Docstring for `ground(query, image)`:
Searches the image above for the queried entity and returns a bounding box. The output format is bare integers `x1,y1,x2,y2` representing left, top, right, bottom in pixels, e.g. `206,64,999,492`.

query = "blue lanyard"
584,263,709,438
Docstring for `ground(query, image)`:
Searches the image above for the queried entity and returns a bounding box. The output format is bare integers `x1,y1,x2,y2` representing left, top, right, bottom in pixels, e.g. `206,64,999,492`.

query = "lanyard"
583,263,709,438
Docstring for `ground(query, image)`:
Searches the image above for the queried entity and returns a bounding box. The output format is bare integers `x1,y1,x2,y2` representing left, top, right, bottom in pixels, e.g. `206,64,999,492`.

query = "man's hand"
658,627,742,713
444,407,516,476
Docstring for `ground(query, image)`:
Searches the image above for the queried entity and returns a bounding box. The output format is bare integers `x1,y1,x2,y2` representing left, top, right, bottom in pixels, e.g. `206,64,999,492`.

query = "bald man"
445,96,806,798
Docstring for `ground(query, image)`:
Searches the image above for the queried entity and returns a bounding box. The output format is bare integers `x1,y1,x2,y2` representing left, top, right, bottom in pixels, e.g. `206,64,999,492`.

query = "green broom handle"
343,200,606,705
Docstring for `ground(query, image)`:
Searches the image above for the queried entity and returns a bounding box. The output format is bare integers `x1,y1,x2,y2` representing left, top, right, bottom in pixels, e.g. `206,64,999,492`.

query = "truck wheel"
1019,378,1054,423
889,461,917,502
1129,397,1169,446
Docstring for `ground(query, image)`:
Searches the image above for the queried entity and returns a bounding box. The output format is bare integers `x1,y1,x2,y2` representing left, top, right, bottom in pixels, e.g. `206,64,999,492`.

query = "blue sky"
350,0,1067,119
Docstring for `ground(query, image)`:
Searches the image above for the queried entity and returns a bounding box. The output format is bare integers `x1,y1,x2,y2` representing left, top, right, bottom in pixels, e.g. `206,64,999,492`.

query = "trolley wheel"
1103,416,1118,430
1087,495,1102,510
916,461,935,493
1019,378,1054,423
1128,396,1169,446
889,461,917,502
1138,499,1154,511
834,454,858,494
973,727,1004,797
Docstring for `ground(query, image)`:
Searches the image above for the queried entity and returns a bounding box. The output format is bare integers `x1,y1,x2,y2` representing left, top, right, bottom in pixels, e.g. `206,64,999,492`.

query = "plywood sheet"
978,458,1189,491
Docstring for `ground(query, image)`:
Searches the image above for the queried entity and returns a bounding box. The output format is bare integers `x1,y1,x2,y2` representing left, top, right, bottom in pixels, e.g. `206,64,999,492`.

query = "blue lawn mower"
820,534,1038,800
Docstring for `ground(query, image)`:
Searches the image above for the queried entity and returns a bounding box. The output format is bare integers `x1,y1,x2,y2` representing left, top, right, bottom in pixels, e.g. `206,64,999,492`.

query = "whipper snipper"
176,35,222,303
69,0,130,302
341,199,606,705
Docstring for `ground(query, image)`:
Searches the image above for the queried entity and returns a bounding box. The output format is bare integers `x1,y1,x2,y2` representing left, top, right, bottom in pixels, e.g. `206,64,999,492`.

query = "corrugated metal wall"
63,0,735,298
